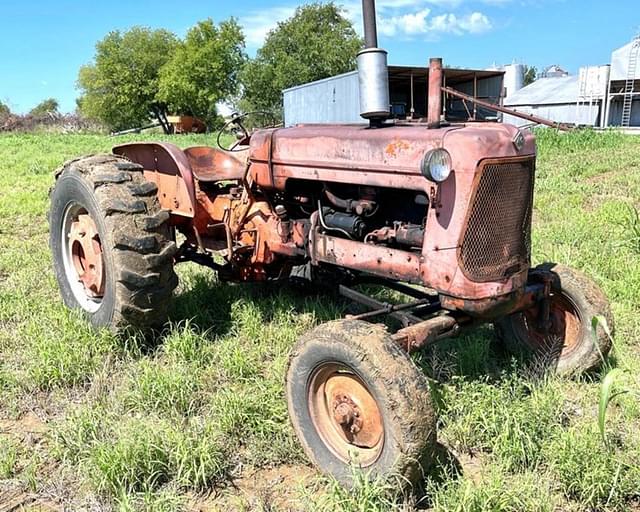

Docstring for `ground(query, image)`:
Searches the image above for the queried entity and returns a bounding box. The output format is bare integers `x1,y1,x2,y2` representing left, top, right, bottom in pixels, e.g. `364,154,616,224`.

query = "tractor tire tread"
51,154,178,331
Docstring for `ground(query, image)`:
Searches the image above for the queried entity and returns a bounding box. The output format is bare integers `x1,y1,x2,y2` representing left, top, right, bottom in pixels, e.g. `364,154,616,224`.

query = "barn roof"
504,75,579,106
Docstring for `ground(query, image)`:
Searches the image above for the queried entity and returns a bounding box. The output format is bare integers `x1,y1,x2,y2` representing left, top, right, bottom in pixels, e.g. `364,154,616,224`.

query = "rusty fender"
113,142,197,217
112,142,246,219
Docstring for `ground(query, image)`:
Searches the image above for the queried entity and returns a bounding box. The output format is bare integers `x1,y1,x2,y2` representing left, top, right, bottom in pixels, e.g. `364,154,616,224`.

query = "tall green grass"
1,130,640,510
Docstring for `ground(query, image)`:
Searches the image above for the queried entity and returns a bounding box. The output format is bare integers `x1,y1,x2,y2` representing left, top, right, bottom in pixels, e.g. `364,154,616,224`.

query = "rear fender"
113,142,196,217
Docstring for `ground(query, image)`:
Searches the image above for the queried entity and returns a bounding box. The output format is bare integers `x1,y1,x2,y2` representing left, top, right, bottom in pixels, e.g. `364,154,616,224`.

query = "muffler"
358,0,390,124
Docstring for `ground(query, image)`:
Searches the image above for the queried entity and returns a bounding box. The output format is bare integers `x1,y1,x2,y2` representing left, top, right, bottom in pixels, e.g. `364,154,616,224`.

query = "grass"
1,129,640,510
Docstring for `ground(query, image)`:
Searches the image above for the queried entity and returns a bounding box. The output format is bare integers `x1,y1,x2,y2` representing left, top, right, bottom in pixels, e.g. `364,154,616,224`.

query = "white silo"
503,63,525,99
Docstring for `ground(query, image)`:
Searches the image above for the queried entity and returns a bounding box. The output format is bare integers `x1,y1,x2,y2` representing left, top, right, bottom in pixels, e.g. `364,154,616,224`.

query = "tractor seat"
183,146,246,182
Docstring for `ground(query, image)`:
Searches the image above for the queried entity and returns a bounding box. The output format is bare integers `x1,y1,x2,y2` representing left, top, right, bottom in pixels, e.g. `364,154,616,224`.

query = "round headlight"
421,148,452,182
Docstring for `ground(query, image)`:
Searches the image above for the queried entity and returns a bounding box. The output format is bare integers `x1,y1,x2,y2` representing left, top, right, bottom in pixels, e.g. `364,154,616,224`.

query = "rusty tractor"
49,0,613,487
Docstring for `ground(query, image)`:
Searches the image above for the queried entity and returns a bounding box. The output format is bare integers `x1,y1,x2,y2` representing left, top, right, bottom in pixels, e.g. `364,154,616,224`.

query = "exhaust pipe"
427,57,443,128
358,0,390,125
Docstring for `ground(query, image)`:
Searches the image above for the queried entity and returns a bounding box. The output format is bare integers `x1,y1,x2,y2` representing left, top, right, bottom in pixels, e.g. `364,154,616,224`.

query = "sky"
1,0,638,114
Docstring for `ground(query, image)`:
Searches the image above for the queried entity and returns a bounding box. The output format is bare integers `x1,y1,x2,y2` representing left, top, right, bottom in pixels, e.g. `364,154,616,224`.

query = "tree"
157,18,246,128
523,65,538,86
0,100,10,120
240,2,362,118
30,98,59,117
77,27,178,131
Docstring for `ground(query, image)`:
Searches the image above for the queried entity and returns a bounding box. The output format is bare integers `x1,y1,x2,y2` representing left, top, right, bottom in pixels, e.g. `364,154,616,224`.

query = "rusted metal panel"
250,123,535,192
113,142,196,217
143,170,193,217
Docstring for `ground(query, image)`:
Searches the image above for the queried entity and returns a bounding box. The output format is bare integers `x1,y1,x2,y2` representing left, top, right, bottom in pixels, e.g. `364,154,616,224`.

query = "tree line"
75,2,361,132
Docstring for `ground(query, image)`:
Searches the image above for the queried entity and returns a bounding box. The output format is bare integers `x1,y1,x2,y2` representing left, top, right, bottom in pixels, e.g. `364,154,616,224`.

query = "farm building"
283,35,640,130
505,36,640,128
502,70,608,127
282,65,508,127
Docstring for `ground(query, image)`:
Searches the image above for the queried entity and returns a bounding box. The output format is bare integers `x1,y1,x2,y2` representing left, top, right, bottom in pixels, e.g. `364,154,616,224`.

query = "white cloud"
459,11,493,33
380,9,492,38
428,11,492,34
239,6,296,47
379,9,431,37
239,1,494,48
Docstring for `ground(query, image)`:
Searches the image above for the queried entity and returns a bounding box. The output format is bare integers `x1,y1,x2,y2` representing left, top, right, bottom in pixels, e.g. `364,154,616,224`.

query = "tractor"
49,0,613,487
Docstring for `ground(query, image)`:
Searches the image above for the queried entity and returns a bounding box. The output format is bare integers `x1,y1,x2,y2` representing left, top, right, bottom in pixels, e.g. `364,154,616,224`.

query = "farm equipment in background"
48,0,613,487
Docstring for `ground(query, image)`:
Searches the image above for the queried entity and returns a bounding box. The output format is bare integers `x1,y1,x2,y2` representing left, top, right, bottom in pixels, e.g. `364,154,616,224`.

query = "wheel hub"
68,213,104,297
522,293,581,355
332,395,363,434
308,364,384,466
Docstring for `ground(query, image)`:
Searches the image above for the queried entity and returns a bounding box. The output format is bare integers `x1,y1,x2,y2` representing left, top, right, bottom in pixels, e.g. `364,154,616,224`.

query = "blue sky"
1,0,638,113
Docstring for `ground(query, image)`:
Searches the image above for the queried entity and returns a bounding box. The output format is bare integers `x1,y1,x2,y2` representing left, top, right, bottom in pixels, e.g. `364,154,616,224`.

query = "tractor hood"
248,123,536,191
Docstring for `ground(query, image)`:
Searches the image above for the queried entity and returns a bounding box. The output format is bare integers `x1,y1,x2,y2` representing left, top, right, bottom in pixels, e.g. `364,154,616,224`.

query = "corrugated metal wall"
283,71,362,126
502,104,601,127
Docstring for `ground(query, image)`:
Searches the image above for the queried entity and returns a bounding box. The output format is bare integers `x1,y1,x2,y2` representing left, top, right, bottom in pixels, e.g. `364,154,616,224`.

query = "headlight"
421,148,452,182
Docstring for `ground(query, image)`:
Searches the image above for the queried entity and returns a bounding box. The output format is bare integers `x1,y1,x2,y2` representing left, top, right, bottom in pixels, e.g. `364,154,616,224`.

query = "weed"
546,426,640,511
304,468,410,511
441,374,564,471
426,466,556,512
123,360,202,416
0,437,19,478
2,130,640,509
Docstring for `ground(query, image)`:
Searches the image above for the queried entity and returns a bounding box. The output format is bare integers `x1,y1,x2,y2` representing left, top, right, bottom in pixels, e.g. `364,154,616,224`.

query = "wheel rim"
61,203,104,313
516,292,582,359
308,363,384,466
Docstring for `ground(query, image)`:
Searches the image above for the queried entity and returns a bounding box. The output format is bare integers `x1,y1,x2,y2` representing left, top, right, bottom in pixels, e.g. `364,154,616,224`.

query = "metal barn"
283,65,505,127
604,38,640,127
503,74,606,127
504,36,640,129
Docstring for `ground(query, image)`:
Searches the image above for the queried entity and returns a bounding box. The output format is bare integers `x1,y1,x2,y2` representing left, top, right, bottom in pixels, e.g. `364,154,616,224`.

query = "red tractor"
49,0,612,486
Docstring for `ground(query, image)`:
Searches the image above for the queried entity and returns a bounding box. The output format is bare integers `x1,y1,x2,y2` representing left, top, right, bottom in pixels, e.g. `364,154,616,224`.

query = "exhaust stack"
357,0,390,124
427,57,443,128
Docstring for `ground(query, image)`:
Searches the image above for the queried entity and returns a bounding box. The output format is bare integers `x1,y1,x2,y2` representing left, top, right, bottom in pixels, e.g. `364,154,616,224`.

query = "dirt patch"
188,464,317,511
455,450,487,485
0,412,47,439
0,487,61,512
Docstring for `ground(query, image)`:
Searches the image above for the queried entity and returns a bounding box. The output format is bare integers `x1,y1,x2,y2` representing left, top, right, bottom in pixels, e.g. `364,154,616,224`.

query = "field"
1,129,639,511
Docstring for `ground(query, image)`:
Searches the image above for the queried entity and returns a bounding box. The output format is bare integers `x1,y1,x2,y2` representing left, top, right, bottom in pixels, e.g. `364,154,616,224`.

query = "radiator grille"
458,158,535,282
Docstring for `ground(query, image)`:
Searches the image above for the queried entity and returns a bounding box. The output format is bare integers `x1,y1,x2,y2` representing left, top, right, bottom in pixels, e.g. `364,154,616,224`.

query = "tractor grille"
458,158,535,282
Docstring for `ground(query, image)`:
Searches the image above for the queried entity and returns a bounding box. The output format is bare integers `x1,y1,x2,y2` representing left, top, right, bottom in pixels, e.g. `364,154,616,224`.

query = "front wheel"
286,319,436,487
495,264,614,376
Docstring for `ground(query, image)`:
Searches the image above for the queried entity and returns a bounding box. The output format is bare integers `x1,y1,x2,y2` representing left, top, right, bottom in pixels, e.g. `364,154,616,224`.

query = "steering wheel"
216,111,278,152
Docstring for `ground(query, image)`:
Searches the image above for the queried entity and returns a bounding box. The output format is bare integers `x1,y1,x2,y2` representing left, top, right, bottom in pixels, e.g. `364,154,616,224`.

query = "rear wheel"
286,319,436,487
495,264,613,376
49,155,178,331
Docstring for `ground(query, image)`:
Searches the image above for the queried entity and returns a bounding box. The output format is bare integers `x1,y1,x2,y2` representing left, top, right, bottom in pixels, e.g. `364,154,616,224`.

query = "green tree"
77,27,178,131
29,98,59,117
0,100,10,120
157,18,246,128
240,2,362,118
523,65,538,86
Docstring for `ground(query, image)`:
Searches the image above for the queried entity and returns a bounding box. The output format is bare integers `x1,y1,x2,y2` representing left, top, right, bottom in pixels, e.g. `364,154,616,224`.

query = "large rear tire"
286,319,436,488
495,264,613,376
49,155,178,331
